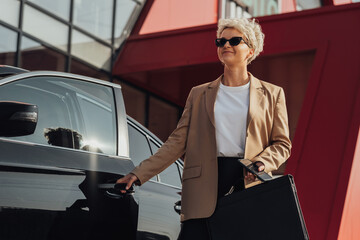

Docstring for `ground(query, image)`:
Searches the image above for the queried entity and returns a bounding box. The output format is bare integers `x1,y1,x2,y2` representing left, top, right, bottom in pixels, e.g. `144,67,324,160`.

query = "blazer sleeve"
252,88,292,173
131,88,194,184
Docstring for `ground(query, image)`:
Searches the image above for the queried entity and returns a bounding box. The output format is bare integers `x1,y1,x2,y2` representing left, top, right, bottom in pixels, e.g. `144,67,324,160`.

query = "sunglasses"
215,37,249,47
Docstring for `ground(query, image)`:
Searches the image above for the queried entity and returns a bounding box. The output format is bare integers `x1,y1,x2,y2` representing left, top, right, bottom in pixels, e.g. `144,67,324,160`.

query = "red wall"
139,0,218,34
114,3,360,239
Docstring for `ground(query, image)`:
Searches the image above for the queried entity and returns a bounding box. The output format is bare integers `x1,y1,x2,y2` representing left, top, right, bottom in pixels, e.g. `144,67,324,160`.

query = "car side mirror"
0,101,38,137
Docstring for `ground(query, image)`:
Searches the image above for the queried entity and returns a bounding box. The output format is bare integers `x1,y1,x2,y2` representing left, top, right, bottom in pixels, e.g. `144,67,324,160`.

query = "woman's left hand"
244,161,265,181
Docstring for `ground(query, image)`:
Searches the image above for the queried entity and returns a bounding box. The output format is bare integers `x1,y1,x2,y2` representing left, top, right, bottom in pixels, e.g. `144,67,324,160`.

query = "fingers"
244,161,265,182
244,171,256,181
127,175,138,190
116,173,138,193
255,162,265,172
116,173,131,184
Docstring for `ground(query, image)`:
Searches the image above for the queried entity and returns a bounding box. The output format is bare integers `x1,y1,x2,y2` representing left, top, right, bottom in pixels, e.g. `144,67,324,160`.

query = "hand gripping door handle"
98,183,135,199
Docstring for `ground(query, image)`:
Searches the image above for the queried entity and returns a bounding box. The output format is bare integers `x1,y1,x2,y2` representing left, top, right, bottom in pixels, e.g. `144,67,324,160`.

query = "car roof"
0,67,121,89
0,65,29,79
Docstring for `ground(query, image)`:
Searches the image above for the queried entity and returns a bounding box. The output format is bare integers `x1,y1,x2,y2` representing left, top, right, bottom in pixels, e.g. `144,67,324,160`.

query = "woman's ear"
247,48,255,59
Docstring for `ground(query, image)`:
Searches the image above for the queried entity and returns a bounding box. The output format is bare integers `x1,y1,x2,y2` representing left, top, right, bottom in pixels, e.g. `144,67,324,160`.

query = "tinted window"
127,124,156,181
0,76,117,155
149,140,181,187
160,163,181,188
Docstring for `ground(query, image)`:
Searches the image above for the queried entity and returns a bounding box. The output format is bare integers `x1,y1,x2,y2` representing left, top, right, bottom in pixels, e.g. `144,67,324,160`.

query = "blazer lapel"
247,74,265,128
205,76,221,127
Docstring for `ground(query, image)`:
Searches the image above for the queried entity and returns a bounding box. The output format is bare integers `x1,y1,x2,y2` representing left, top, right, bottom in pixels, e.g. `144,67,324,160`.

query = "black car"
0,66,183,240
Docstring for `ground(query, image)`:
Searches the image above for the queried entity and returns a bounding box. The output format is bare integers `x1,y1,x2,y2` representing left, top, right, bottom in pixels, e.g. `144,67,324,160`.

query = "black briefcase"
207,159,309,240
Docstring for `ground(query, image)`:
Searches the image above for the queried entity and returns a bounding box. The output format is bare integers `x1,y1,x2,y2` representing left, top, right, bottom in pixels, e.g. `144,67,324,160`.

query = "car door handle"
98,183,134,199
174,200,181,215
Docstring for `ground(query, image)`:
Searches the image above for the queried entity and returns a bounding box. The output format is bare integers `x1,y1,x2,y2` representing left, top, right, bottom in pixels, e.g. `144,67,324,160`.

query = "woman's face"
217,28,254,67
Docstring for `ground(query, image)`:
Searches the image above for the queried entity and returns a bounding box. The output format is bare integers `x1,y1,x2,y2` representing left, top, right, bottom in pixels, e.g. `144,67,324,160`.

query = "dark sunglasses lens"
215,39,221,47
229,37,241,46
215,37,242,47
219,38,227,46
215,38,226,47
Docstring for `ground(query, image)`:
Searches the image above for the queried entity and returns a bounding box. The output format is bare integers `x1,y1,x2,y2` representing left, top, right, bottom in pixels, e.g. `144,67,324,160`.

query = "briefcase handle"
238,159,273,182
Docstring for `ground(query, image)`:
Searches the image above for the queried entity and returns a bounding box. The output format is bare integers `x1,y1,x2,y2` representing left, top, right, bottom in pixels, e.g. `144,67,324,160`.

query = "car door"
127,119,182,240
0,73,138,239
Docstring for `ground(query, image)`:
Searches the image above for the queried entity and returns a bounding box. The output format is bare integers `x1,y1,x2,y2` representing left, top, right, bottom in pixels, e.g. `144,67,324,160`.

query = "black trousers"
178,157,244,240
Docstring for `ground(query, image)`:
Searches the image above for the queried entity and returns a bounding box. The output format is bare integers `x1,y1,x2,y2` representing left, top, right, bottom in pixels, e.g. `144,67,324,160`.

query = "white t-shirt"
214,80,250,157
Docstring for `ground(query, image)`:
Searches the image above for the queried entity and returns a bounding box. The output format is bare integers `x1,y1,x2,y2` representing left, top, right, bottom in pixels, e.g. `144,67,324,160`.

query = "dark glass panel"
0,25,17,66
70,58,109,81
148,96,179,142
20,37,66,71
115,80,146,126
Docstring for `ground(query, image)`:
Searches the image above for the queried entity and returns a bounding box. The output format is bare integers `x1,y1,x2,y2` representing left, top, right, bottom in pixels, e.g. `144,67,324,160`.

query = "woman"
117,18,291,239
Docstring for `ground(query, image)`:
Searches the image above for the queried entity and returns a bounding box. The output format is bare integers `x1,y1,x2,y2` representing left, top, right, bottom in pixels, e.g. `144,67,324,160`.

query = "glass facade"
0,0,180,140
23,5,69,51
219,0,352,18
219,0,282,18
0,0,145,78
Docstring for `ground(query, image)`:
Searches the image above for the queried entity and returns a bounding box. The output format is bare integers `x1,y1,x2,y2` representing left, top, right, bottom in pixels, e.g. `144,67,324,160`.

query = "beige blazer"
132,73,291,222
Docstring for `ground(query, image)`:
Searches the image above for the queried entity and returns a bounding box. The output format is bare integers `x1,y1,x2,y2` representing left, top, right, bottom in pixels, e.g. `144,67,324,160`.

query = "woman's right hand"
244,161,265,182
116,173,139,193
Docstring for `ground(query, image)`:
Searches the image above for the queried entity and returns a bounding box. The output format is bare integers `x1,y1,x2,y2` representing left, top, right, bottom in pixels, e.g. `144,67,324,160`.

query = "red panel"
334,0,352,5
280,0,297,13
114,24,219,75
139,0,218,34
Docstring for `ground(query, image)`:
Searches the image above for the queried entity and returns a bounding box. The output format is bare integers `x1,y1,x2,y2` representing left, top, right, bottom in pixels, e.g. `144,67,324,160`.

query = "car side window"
127,123,156,181
149,140,182,188
0,76,117,155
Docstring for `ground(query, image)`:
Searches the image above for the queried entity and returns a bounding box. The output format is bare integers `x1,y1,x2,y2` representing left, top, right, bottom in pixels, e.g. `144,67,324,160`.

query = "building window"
73,0,114,42
0,25,17,66
0,0,20,28
20,37,66,71
114,0,139,47
23,4,69,52
28,0,71,21
71,30,112,71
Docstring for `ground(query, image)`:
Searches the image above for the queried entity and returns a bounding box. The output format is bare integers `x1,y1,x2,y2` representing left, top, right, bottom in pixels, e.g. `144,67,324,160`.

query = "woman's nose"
223,41,231,48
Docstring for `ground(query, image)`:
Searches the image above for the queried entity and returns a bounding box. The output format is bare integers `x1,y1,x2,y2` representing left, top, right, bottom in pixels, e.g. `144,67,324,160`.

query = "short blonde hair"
217,18,265,64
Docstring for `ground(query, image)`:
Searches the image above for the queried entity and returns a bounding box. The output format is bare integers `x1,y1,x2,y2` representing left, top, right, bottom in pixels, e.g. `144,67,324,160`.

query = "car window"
149,140,181,188
0,76,117,155
127,123,156,181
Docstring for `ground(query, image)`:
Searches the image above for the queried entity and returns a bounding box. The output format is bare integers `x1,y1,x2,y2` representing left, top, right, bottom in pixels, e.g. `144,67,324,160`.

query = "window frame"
0,71,128,158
